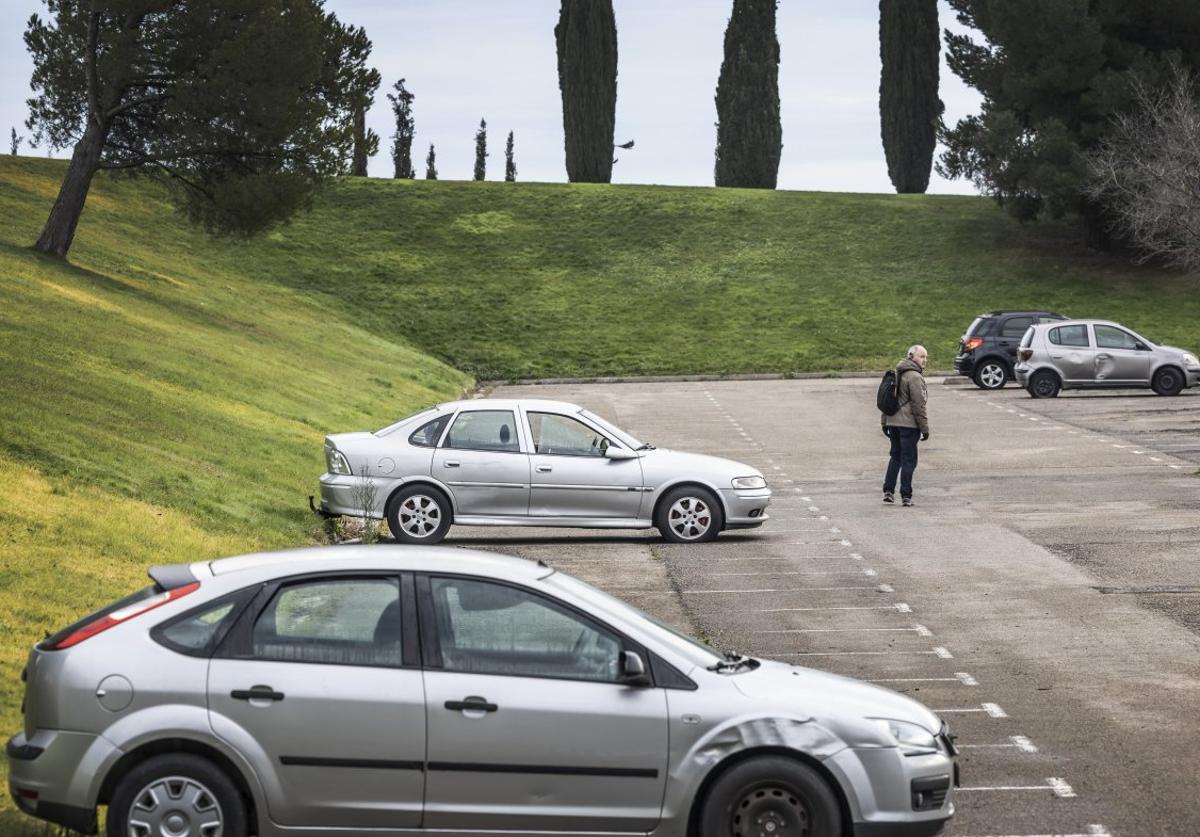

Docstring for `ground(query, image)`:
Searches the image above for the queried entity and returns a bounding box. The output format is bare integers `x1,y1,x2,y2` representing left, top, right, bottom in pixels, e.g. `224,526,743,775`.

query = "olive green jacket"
882,359,929,434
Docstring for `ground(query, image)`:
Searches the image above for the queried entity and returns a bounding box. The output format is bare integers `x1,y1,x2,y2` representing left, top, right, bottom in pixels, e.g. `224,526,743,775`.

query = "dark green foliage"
941,0,1200,236
23,0,378,256
351,105,379,177
879,0,941,194
9,128,20,156
425,143,437,180
505,131,516,182
714,0,782,189
474,118,487,181
388,78,416,179
555,0,617,183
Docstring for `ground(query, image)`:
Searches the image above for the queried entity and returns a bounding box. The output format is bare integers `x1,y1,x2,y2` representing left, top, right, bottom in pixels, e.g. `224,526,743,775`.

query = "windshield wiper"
636,443,656,451
706,652,759,672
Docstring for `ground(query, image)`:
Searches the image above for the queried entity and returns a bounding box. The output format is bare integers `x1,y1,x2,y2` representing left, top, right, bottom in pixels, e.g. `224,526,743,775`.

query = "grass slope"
249,176,1197,379
0,157,468,831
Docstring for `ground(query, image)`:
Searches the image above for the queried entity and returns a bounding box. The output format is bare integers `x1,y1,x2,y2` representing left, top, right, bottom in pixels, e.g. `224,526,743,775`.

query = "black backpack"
877,369,908,416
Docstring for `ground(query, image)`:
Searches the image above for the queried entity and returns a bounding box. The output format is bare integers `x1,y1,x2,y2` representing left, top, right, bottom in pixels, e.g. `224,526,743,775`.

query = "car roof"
205,544,548,582
429,398,586,414
1032,318,1124,329
982,310,1067,317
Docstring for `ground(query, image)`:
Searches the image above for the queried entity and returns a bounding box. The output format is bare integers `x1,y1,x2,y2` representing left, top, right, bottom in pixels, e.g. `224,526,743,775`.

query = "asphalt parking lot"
446,377,1200,837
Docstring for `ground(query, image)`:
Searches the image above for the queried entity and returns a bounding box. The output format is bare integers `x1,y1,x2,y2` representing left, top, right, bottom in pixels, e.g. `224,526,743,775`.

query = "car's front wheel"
698,756,842,837
386,485,453,544
107,753,247,837
1027,370,1061,399
973,359,1009,390
656,486,723,543
1152,367,1185,397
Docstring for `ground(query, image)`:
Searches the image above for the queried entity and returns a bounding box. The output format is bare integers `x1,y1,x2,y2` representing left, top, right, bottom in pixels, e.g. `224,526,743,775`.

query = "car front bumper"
1186,367,1200,388
826,742,956,837
720,487,771,528
7,730,113,834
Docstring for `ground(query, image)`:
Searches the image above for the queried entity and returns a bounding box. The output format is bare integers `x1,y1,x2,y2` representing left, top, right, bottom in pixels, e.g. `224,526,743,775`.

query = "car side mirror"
1135,342,1148,351
605,445,638,460
619,650,652,687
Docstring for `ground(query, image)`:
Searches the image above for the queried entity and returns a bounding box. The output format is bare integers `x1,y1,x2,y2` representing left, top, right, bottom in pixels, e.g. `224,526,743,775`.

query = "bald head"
907,345,929,370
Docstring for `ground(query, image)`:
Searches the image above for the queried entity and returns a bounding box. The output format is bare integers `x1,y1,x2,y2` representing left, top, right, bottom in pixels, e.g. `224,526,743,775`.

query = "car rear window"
966,317,993,337
1020,328,1036,348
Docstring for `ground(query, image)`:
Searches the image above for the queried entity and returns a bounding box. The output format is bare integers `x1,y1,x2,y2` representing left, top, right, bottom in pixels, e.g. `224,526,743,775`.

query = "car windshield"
579,409,644,450
545,572,723,669
375,407,438,436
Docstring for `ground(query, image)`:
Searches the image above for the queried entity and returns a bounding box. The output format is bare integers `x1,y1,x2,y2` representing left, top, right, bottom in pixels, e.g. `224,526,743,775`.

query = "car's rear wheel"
973,359,1009,390
656,486,723,543
698,756,842,837
1027,370,1061,399
1152,367,1185,397
107,753,247,837
386,485,452,544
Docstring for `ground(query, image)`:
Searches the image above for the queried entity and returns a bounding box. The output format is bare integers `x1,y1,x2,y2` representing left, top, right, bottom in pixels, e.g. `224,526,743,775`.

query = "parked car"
317,399,771,544
8,546,959,837
954,310,1069,389
1015,319,1200,398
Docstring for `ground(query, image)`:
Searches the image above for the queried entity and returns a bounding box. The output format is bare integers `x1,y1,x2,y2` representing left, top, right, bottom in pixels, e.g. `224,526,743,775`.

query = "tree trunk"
34,120,107,258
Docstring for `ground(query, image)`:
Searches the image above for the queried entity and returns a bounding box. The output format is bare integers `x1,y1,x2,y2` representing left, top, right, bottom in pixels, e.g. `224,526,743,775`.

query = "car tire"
107,753,247,837
656,485,723,544
1152,367,1185,397
973,359,1009,390
698,755,842,837
386,484,453,544
1027,370,1061,399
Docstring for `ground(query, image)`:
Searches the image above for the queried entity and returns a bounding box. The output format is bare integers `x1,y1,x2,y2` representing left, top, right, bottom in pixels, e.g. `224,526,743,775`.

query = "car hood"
641,448,763,481
1158,344,1196,358
733,658,942,734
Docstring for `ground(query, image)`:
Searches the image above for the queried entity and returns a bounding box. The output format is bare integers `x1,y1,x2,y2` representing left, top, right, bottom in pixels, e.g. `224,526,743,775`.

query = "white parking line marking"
869,672,975,685
755,604,913,618
761,626,932,634
1149,456,1162,462
957,736,1037,753
808,505,821,512
954,827,1110,837
778,650,950,658
957,777,1074,798
933,703,1007,717
1169,464,1183,469
877,583,895,592
895,603,913,613
932,646,953,658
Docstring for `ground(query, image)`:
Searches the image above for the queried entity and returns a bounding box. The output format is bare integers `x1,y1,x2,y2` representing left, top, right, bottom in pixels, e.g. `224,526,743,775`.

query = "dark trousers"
883,426,920,498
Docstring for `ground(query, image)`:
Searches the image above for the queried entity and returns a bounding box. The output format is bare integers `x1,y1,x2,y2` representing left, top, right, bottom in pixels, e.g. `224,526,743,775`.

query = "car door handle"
1096,354,1110,360
536,465,553,473
445,696,498,713
231,686,285,702
443,461,460,468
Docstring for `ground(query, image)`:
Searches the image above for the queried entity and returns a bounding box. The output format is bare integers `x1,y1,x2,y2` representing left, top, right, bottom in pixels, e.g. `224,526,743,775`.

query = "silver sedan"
318,398,772,543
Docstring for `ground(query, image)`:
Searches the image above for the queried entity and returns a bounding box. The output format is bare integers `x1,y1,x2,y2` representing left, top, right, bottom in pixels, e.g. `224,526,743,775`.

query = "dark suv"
955,310,1068,389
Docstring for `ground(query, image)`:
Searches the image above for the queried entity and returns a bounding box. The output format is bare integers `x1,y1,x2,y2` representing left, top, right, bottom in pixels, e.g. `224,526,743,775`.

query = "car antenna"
536,559,557,580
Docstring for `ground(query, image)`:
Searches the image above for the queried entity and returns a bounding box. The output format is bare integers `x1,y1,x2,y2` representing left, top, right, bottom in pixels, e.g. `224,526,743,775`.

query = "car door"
997,315,1034,365
525,410,644,518
418,574,669,833
432,408,531,516
207,575,426,829
1093,324,1152,385
1046,324,1095,383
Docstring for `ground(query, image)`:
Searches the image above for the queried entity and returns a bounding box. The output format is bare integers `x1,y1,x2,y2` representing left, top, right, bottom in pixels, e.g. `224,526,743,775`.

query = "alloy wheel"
731,784,811,837
668,496,712,541
978,363,1006,389
127,776,223,837
398,494,442,538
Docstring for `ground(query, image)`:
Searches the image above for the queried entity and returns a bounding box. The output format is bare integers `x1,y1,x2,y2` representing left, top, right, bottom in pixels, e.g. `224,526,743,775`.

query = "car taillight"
963,337,984,352
51,583,200,649
1018,348,1033,362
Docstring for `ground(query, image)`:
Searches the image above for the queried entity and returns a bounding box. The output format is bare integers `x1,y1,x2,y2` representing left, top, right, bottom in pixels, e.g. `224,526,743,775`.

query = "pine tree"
425,143,437,180
473,119,488,181
714,0,782,189
9,127,21,156
505,131,516,182
879,0,941,194
555,0,618,183
387,79,415,179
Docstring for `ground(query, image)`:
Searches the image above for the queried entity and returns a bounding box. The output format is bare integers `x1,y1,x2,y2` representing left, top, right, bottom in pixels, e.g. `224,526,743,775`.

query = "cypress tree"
473,119,487,181
425,143,437,180
714,0,782,189
387,79,415,179
879,0,941,194
10,127,21,156
555,0,618,183
505,131,517,182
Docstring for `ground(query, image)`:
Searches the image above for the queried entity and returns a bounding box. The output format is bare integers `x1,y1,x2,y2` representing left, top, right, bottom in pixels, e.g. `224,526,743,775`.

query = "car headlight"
871,719,939,756
732,476,767,490
326,446,352,476
1181,352,1200,369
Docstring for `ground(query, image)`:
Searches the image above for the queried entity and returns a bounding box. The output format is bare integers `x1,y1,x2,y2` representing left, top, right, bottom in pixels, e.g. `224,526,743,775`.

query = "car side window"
1049,325,1090,348
429,577,622,682
1094,325,1140,351
251,578,402,667
409,414,450,448
528,412,610,457
445,410,521,453
1001,316,1033,338
153,588,256,657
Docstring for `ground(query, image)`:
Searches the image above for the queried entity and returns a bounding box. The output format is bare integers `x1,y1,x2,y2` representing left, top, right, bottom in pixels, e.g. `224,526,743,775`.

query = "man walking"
882,344,929,506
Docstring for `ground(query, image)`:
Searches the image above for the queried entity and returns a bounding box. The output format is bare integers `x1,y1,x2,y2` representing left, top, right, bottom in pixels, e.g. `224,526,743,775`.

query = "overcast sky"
0,0,983,194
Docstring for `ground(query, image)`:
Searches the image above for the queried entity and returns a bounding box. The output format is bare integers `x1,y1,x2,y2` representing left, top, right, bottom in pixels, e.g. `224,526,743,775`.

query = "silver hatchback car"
1015,319,1200,398
318,399,772,544
9,546,958,837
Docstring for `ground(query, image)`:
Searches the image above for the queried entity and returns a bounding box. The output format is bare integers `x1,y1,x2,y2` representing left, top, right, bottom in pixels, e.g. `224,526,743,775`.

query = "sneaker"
902,497,914,507
883,492,894,504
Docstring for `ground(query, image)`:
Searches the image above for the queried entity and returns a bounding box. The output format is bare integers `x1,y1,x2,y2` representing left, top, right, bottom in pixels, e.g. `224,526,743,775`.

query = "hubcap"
980,364,1005,388
399,494,442,538
1035,377,1055,396
732,784,810,837
127,776,223,837
668,497,711,540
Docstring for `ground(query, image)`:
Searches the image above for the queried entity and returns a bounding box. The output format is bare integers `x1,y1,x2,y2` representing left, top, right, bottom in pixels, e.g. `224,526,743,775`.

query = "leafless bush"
1086,65,1200,276
347,464,383,544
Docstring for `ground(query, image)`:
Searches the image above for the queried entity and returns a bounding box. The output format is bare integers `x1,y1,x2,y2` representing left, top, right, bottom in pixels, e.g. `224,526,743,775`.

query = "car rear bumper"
7,730,109,834
953,354,975,376
318,472,398,518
